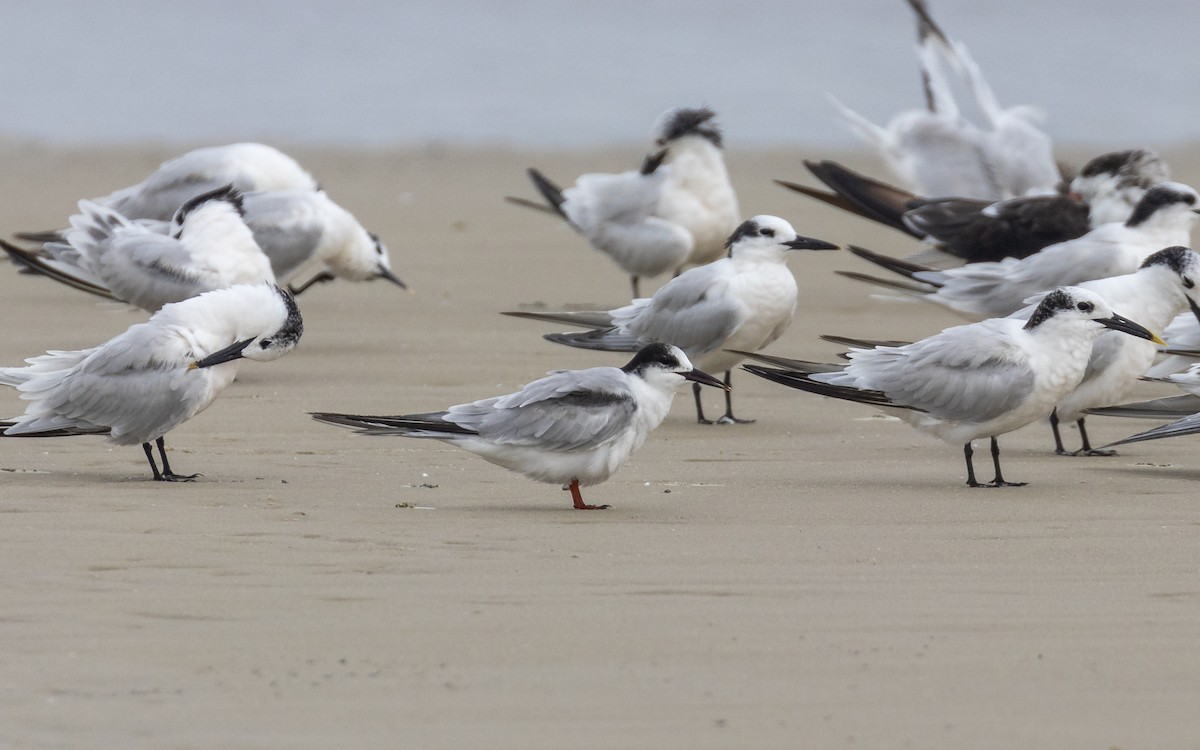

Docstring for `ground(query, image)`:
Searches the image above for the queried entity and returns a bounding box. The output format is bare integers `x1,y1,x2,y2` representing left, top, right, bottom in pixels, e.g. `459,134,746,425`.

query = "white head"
723,215,839,261
1138,246,1200,315
620,343,728,392
1022,286,1162,343
186,284,304,369
316,194,406,288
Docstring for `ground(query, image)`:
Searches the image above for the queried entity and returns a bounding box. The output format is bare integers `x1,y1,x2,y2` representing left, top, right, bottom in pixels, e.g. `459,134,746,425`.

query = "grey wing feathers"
454,368,638,451
834,324,1035,421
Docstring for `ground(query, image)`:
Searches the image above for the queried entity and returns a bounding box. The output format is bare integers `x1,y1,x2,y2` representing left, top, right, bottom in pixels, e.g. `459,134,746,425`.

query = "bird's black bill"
189,337,255,369
1189,297,1200,327
685,368,730,391
784,235,839,251
1099,314,1166,345
377,265,408,289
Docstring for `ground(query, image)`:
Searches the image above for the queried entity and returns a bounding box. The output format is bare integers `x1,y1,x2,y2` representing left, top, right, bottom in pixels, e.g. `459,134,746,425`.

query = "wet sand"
1,141,1199,748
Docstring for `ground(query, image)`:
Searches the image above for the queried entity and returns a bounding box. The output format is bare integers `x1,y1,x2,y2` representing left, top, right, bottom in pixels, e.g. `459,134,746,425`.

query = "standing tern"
0,284,303,481
3,186,275,312
514,150,692,297
842,182,1200,318
311,343,727,510
1010,247,1200,455
503,216,838,424
737,287,1162,487
509,107,739,293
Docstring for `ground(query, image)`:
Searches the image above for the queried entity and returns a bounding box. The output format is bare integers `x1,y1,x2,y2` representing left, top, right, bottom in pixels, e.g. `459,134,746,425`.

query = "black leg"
287,270,337,296
1074,417,1117,457
1050,409,1070,455
143,442,164,481
964,442,982,487
693,382,713,424
987,437,1026,487
154,436,200,482
716,370,755,424
630,275,640,299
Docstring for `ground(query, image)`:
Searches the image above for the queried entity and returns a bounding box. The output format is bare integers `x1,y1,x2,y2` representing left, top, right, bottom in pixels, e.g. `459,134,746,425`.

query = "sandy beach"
2,140,1200,748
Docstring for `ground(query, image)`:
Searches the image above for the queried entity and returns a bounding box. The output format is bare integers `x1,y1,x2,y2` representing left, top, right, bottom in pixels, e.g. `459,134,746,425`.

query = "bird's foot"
572,502,611,510
966,479,1027,488
696,417,716,425
156,472,201,482
715,415,756,425
1073,448,1118,457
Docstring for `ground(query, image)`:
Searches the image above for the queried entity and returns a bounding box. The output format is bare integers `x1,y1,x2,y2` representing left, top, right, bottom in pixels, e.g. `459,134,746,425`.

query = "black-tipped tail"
847,245,942,287
0,239,116,300
310,411,476,437
1102,412,1200,448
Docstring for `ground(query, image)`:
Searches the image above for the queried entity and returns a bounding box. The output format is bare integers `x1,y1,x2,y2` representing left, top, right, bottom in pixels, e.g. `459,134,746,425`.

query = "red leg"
569,479,609,510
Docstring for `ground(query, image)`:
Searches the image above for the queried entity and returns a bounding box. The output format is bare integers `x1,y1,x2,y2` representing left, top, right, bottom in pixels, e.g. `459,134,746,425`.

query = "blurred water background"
1,0,1197,148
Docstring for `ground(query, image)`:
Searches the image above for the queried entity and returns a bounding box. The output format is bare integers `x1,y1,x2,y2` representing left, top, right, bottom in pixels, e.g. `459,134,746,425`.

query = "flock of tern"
2,0,1198,508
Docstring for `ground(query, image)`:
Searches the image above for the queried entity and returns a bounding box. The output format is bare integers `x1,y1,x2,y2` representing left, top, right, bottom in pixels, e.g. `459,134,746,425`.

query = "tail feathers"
804,160,921,236
13,229,65,244
835,269,937,295
1103,411,1200,448
543,329,641,352
504,195,561,216
847,245,942,287
0,239,115,300
742,364,919,412
310,411,477,437
525,168,569,221
820,334,913,350
1086,395,1200,420
64,200,133,253
0,417,108,438
726,350,843,374
501,310,615,330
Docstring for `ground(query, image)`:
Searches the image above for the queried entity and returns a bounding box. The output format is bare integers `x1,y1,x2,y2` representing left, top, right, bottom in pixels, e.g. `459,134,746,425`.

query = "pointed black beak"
1100,313,1166,345
784,235,839,251
1190,297,1200,327
684,368,730,391
377,265,408,289
189,337,256,370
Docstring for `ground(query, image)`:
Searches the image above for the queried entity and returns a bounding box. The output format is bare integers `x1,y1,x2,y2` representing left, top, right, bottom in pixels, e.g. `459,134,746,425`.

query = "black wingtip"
525,168,569,220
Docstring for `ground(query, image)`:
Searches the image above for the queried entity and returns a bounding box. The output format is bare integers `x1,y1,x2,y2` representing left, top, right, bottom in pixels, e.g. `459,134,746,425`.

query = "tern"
503,216,838,424
311,343,727,510
0,284,303,481
737,287,1162,487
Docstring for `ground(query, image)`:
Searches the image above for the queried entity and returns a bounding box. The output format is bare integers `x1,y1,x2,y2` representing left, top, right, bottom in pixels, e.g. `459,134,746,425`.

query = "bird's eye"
259,339,273,349
1185,276,1195,289
1076,302,1094,313
760,228,775,237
